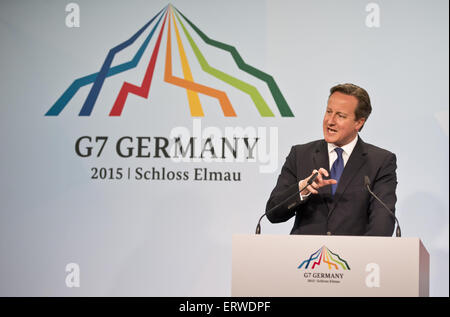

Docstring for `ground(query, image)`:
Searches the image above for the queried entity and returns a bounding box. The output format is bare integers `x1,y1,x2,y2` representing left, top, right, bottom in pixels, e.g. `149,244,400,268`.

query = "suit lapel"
312,140,332,211
327,137,368,218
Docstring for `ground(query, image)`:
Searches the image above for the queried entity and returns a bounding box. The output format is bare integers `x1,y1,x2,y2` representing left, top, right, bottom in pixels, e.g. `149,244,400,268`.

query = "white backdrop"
0,0,448,296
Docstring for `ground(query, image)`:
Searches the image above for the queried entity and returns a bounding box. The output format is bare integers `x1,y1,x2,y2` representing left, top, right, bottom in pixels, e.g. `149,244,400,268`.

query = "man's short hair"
329,83,372,131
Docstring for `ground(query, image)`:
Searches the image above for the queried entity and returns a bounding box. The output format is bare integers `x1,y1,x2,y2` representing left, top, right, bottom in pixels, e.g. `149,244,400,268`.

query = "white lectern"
232,235,429,297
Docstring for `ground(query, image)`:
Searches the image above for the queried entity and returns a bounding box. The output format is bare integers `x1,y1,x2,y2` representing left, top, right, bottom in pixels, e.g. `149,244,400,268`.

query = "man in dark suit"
266,83,397,236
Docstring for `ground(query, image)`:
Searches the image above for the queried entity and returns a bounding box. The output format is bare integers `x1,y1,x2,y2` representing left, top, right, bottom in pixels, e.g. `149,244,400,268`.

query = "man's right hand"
299,168,337,196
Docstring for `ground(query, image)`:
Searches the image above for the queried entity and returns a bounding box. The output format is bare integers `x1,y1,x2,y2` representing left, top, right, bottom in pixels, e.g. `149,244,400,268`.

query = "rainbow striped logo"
46,5,294,118
298,246,351,270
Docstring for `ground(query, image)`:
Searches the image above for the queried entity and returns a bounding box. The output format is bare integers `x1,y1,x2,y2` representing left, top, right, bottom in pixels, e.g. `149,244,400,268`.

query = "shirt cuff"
300,191,311,201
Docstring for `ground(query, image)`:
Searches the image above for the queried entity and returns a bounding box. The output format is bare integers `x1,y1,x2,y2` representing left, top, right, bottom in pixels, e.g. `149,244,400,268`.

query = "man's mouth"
327,127,338,134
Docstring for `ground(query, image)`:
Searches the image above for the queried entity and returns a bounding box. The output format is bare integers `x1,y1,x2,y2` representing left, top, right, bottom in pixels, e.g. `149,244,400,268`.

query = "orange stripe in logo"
170,8,203,116
164,7,236,117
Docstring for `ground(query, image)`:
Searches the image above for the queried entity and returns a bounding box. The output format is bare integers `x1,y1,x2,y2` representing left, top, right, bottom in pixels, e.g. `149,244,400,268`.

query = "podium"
232,235,429,297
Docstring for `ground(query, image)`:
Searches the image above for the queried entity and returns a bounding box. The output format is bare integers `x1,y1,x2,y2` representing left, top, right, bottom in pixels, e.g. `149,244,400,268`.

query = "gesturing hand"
299,168,337,196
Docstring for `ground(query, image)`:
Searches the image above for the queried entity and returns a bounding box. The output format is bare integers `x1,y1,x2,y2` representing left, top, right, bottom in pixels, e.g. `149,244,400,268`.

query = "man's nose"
328,114,336,125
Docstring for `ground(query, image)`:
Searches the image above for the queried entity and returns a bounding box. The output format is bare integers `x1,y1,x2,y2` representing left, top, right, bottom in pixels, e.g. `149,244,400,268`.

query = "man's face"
323,92,365,147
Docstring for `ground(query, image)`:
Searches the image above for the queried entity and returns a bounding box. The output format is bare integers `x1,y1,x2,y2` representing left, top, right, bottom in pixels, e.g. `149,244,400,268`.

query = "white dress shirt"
327,134,359,169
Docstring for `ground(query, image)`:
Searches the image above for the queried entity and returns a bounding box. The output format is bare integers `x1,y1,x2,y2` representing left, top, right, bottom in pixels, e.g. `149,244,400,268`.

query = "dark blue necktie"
330,148,344,195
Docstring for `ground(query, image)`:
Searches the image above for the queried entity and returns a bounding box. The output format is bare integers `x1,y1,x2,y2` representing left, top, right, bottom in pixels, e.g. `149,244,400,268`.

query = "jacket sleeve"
265,146,306,223
364,153,398,236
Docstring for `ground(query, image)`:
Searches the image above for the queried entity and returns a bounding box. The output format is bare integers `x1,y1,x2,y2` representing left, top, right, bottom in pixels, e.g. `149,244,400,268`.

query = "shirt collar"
327,134,359,157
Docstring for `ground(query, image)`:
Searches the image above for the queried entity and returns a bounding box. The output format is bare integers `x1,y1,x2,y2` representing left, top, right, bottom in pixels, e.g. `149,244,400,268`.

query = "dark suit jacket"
265,137,397,236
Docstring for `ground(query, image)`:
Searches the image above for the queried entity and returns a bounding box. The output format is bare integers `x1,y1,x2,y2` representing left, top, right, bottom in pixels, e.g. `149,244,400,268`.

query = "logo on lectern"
298,246,350,284
298,245,350,270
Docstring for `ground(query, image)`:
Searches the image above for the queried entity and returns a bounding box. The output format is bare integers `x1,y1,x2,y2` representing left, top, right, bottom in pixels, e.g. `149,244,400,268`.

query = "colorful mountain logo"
298,246,351,270
46,5,294,118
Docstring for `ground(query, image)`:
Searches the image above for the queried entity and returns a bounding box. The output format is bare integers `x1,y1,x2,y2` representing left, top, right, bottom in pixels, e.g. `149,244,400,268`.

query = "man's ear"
356,118,366,132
